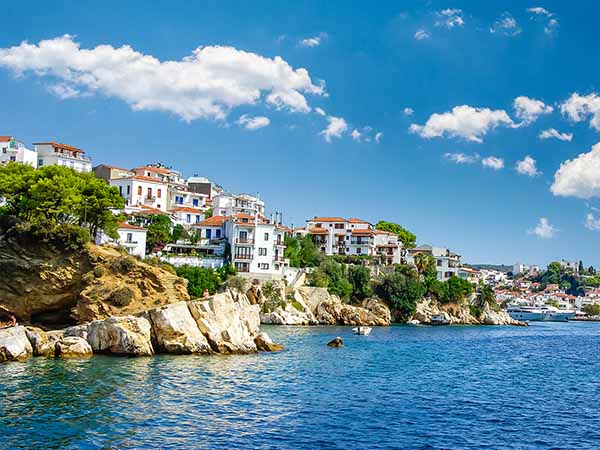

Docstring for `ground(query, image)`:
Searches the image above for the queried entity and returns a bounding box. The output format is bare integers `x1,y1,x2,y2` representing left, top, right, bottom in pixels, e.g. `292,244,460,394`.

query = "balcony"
145,195,156,202
122,241,138,247
236,238,255,244
350,240,371,246
234,254,253,260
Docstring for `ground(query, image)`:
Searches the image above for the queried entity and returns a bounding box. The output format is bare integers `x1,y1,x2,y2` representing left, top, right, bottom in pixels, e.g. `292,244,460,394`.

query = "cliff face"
0,232,188,329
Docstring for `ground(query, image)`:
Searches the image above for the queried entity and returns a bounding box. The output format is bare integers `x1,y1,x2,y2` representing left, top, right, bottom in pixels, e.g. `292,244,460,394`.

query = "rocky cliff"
0,231,188,328
412,300,525,326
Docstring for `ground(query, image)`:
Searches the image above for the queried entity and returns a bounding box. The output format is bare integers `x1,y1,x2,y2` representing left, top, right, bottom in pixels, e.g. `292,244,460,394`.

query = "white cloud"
236,114,270,130
539,128,573,142
528,217,558,239
482,156,505,170
403,107,414,116
320,116,348,142
513,96,553,125
315,107,326,116
444,152,480,164
435,9,465,29
47,82,81,99
560,92,600,131
527,7,552,16
516,155,541,177
585,213,600,231
299,33,328,48
0,35,325,122
490,13,522,36
351,129,361,141
414,30,430,40
375,132,383,143
545,18,559,35
409,105,514,143
551,142,600,199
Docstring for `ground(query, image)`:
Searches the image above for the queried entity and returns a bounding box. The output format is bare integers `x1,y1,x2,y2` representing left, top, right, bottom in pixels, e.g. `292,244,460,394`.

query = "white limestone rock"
55,336,93,358
0,326,33,362
87,316,154,356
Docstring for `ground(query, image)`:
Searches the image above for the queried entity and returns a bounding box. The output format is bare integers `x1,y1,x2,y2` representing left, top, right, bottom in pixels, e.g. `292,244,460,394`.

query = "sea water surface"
1,322,600,449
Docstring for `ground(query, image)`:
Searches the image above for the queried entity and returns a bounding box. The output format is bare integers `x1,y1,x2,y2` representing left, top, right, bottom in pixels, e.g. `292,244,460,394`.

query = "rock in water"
0,326,33,362
55,336,93,358
254,332,284,352
24,326,55,357
147,302,211,354
189,292,260,354
327,337,344,348
87,316,154,356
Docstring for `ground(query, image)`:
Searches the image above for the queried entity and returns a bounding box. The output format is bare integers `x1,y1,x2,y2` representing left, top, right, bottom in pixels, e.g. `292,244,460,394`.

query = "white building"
96,222,147,258
110,175,169,213
303,217,402,263
0,136,37,167
34,142,92,172
406,245,461,281
213,192,266,219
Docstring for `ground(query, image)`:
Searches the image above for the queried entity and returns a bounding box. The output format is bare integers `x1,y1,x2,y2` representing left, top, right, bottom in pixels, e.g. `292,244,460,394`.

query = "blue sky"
1,0,600,267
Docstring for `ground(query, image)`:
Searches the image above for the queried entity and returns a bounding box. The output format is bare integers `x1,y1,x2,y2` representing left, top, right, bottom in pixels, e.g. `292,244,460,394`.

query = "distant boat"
430,314,450,326
407,319,421,325
352,326,372,335
507,305,576,322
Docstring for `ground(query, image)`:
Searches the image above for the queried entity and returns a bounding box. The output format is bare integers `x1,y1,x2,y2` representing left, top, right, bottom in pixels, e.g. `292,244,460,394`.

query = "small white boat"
352,326,372,335
407,319,421,325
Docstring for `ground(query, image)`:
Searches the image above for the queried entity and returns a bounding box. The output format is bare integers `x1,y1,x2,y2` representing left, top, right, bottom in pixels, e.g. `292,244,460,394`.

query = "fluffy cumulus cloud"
482,156,505,170
315,107,326,116
410,105,513,143
513,96,553,125
414,30,430,40
527,7,558,35
435,9,465,29
299,33,328,48
527,7,552,16
585,213,600,231
490,13,522,36
560,92,600,131
528,217,558,239
539,128,573,142
403,107,414,116
320,116,348,142
516,155,541,176
351,129,362,141
0,35,325,122
444,152,480,164
551,142,600,198
236,114,270,130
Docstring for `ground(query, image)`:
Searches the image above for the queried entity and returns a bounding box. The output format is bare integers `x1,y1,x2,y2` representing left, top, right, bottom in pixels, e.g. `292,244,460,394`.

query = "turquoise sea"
1,322,600,449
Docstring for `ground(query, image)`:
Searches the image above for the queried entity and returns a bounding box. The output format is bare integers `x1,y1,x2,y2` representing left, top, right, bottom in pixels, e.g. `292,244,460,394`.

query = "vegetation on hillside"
374,220,416,248
284,235,322,268
175,264,236,297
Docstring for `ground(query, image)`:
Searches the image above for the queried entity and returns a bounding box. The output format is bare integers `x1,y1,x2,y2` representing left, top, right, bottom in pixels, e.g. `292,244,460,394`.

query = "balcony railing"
236,238,255,244
234,254,253,260
145,195,156,201
350,240,371,246
236,266,250,272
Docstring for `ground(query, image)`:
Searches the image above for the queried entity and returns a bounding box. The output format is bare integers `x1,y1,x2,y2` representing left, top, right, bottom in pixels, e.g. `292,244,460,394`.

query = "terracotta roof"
308,227,328,235
194,215,227,227
118,222,146,231
135,205,169,215
33,142,84,154
308,217,346,223
171,207,205,214
0,136,13,142
133,166,171,175
233,213,256,220
95,164,132,172
351,229,375,236
348,218,370,224
374,230,396,236
126,175,168,184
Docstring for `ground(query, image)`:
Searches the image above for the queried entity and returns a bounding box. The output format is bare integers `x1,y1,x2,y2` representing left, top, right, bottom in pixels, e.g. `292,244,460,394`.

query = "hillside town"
2,134,600,317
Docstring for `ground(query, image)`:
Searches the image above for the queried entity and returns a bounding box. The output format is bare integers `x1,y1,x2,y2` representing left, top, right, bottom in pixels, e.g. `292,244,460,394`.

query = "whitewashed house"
34,142,92,172
110,174,169,213
213,192,266,218
0,136,37,167
406,245,462,281
95,222,147,258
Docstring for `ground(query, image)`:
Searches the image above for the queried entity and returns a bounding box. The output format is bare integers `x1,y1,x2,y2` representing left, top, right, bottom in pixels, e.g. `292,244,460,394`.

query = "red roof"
126,175,168,184
351,229,375,236
134,205,169,215
171,206,205,214
309,217,346,223
348,218,370,224
33,142,84,154
118,222,146,231
194,215,227,227
0,136,13,142
133,166,170,175
308,227,328,235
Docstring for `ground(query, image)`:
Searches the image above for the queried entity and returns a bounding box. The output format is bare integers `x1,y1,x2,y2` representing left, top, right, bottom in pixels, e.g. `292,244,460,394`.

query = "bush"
439,276,474,305
82,271,95,285
374,271,425,320
109,256,136,273
469,305,482,319
93,265,105,278
291,300,305,312
176,265,225,298
109,286,134,307
227,275,247,292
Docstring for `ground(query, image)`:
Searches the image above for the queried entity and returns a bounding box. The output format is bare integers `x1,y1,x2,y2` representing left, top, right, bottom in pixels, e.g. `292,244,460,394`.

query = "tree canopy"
375,221,416,248
284,235,322,268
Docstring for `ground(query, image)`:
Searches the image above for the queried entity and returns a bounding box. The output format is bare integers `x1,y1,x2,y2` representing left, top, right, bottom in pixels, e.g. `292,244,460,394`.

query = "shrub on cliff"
176,264,235,298
439,276,474,305
109,286,134,307
373,269,425,320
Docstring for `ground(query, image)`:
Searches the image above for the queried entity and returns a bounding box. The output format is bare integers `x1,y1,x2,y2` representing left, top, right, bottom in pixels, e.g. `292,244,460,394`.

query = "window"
38,159,43,166
1,147,6,153
127,185,130,195
193,199,199,207
10,156,15,162
137,186,142,196
215,229,221,238
147,187,152,197
357,248,362,254
259,263,269,270
239,231,248,240
126,232,133,243
196,215,201,223
259,248,267,256
437,259,442,267
335,223,344,229
264,233,269,241
157,189,162,198
186,214,191,223
119,186,123,195
206,229,212,239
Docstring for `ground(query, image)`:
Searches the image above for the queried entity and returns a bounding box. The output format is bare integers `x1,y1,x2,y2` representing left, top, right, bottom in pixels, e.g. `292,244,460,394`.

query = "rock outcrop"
54,336,93,358
260,290,318,325
24,326,55,357
0,326,33,362
327,337,344,347
0,231,188,328
189,292,261,354
147,302,211,354
87,316,154,356
254,332,284,352
413,300,525,326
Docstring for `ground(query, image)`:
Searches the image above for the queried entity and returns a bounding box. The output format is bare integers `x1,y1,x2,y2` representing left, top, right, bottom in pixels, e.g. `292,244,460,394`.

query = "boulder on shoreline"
54,336,93,358
0,326,33,362
327,336,344,348
254,332,284,352
87,316,154,356
24,326,55,357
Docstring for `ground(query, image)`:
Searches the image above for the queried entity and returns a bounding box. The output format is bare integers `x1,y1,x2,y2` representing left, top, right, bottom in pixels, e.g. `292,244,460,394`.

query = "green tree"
204,207,213,218
348,265,372,299
307,258,353,299
375,220,416,248
440,276,474,305
175,263,235,298
582,304,600,316
473,282,497,310
374,270,425,320
579,260,585,274
133,214,172,253
284,235,322,268
171,224,189,242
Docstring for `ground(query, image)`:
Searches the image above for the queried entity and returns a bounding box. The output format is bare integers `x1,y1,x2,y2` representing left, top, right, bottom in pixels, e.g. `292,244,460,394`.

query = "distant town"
2,134,599,319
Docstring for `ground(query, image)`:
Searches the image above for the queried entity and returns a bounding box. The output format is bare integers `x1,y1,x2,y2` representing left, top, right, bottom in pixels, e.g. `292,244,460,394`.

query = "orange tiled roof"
308,227,328,235
348,218,370,224
133,166,171,174
194,215,227,227
118,222,146,231
309,217,346,223
134,205,169,215
126,175,168,184
351,229,375,236
171,206,205,214
374,230,396,236
33,141,84,154
0,136,13,142
233,213,256,220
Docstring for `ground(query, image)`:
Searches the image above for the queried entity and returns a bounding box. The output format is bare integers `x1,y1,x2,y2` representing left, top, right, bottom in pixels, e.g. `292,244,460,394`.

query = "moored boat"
352,326,372,335
507,305,575,322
